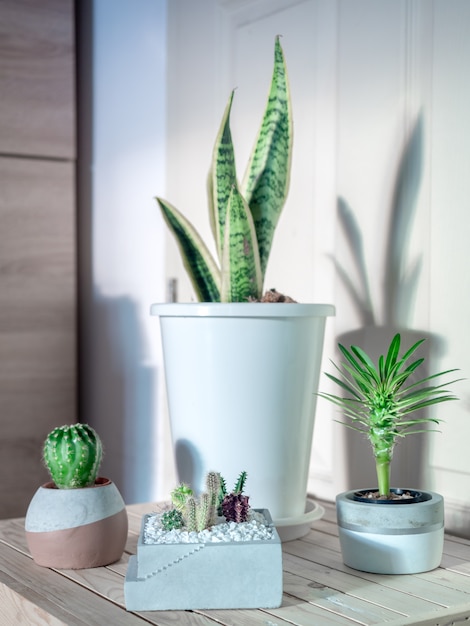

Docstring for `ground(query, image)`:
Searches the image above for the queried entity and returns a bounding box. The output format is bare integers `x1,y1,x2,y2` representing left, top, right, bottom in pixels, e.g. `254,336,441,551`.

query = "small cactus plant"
221,493,250,523
164,471,251,532
170,483,194,511
168,471,222,532
161,508,184,531
218,470,248,516
43,424,103,489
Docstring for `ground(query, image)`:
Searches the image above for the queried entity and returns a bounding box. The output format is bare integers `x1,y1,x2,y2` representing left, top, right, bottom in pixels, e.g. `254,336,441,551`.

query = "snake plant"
320,333,459,497
157,36,293,302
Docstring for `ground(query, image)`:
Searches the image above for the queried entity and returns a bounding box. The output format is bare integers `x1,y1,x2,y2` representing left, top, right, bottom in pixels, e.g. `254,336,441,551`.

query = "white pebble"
143,511,274,545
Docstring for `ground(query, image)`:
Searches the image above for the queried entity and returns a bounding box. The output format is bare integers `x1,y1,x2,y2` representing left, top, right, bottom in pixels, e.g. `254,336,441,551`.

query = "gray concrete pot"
124,509,282,610
336,489,444,574
25,477,128,569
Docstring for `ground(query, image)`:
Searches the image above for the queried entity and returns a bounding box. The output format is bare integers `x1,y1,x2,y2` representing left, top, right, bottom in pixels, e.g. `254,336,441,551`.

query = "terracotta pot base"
26,508,128,569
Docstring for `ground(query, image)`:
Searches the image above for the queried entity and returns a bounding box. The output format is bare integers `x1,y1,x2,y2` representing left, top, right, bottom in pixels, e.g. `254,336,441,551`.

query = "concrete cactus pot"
336,489,444,574
124,509,282,611
25,477,128,569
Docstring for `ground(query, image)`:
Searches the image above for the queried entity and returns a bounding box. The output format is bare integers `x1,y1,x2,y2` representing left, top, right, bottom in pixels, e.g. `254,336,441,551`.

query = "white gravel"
143,510,275,544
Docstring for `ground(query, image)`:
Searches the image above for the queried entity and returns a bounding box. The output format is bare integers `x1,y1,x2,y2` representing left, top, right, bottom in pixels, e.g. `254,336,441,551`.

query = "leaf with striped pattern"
207,90,237,262
221,186,262,302
157,197,221,302
242,35,293,279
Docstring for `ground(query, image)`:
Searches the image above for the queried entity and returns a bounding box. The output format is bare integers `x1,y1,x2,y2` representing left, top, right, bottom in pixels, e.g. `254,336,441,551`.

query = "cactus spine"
168,472,222,532
161,508,184,531
43,424,103,489
221,492,250,523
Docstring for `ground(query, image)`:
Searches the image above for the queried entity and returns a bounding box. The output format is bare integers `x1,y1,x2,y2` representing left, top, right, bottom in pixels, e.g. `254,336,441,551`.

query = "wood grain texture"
0,0,75,158
2,501,470,625
0,157,76,518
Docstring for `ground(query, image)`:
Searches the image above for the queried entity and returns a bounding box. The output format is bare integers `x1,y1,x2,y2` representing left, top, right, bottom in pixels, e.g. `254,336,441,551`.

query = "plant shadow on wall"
333,112,445,490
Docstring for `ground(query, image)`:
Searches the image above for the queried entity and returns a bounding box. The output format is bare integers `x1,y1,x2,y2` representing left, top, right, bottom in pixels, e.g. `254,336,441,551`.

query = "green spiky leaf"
207,90,237,261
157,197,221,302
220,186,262,302
158,37,292,303
242,35,293,279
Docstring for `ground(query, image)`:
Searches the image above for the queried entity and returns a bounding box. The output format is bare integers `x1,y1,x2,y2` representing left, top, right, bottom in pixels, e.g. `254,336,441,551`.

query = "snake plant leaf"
220,186,262,302
207,90,237,261
242,35,293,278
157,197,221,302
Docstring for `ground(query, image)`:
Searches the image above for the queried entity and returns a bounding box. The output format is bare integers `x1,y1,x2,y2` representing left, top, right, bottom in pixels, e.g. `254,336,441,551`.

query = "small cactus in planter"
125,470,282,610
167,470,222,532
160,508,184,531
221,493,250,523
219,470,250,522
163,471,251,532
43,423,103,489
26,423,128,569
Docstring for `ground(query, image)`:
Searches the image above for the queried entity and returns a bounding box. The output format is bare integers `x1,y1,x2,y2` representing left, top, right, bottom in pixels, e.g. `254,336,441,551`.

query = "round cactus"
43,424,103,489
161,508,184,531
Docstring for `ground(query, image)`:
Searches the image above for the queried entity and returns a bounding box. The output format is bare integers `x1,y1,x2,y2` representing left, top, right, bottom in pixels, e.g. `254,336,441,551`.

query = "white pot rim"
151,302,335,318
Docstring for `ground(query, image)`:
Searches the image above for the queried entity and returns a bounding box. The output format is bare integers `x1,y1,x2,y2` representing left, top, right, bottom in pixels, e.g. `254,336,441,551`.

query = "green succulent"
320,333,460,497
161,508,184,531
157,36,293,303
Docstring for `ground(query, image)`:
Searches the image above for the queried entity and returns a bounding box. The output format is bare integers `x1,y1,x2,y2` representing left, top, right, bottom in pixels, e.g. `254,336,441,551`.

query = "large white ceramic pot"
152,302,334,536
25,478,128,569
336,489,444,574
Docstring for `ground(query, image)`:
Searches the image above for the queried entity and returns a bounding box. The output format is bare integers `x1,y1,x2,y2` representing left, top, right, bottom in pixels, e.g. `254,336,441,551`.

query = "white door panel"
165,0,470,516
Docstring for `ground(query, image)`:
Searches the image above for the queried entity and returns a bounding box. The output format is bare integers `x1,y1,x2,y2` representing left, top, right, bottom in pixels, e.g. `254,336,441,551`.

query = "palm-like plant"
320,333,459,497
156,36,292,303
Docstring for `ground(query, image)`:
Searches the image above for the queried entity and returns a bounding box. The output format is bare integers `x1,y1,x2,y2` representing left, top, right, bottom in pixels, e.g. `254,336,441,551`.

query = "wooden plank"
3,507,470,625
264,593,365,625
0,0,75,158
0,519,236,626
0,568,77,626
196,607,297,626
0,157,76,519
419,567,470,595
0,543,144,626
283,539,470,608
283,553,438,616
282,571,405,624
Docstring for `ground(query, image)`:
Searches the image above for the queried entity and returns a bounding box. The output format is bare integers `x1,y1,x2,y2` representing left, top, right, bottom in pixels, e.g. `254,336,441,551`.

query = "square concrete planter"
124,509,283,611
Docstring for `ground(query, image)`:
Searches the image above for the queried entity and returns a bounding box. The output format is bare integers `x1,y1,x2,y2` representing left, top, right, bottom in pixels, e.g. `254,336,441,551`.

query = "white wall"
161,0,470,535
82,0,470,535
80,0,168,503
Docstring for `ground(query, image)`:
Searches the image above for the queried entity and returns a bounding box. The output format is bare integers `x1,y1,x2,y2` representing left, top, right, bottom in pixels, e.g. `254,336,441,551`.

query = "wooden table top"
1,499,470,625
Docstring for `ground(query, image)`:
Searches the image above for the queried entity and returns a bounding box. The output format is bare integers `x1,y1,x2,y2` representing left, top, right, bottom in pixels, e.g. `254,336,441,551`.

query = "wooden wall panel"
0,0,76,518
0,0,75,158
0,158,76,518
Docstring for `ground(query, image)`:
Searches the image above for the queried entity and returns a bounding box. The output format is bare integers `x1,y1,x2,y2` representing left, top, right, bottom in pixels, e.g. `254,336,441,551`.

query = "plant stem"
375,458,391,497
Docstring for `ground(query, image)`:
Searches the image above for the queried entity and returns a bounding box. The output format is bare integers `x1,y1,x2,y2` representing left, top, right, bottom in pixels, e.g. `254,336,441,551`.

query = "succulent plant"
157,36,293,303
319,333,460,497
43,424,103,489
217,470,247,515
221,493,250,524
170,483,193,511
160,508,184,531
170,472,221,532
